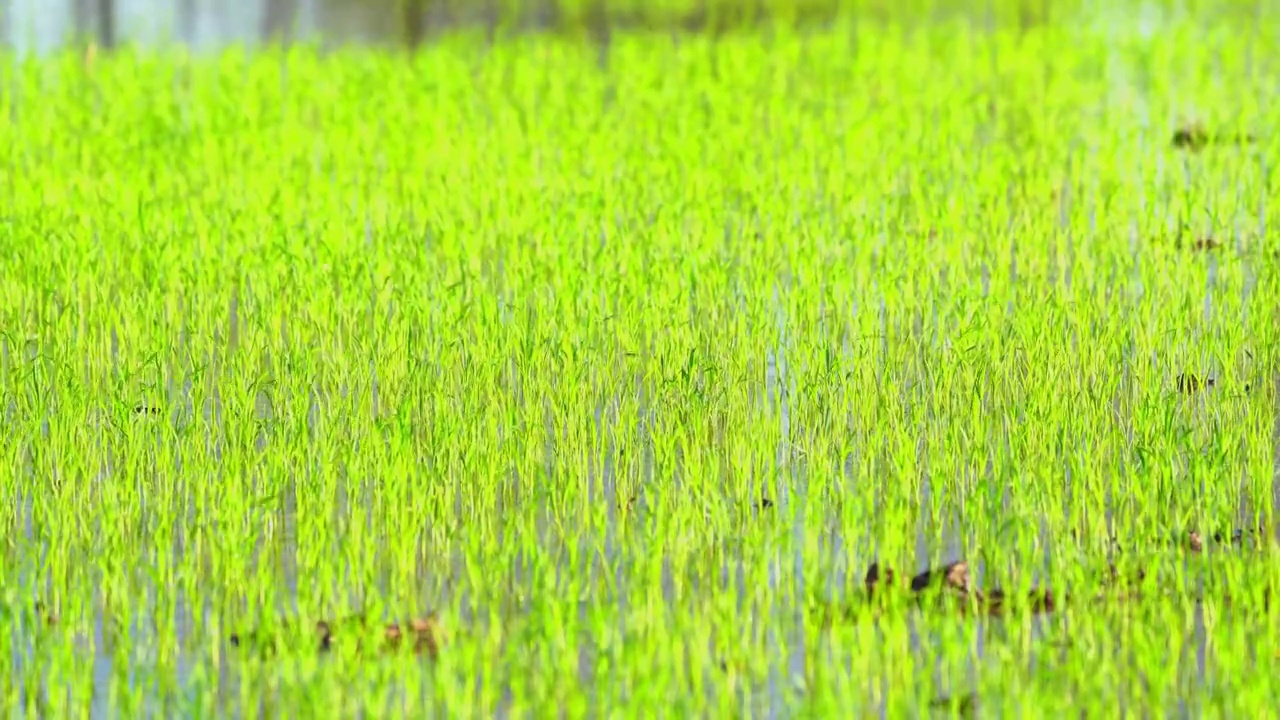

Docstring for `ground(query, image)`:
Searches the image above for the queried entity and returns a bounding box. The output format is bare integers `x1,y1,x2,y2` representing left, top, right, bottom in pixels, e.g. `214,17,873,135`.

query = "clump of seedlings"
1171,122,1257,151
1188,236,1222,252
1213,525,1269,547
1172,124,1210,150
1163,229,1224,252
853,547,1252,620
978,587,1057,617
863,562,897,597
32,601,59,627
1174,525,1271,552
229,619,333,656
230,614,443,659
380,616,443,658
1102,563,1148,590
853,561,1057,619
930,692,978,717
910,560,972,596
1176,373,1215,394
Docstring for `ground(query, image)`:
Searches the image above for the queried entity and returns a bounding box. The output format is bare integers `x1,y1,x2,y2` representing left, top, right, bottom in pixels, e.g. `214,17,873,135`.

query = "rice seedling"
2,0,1279,715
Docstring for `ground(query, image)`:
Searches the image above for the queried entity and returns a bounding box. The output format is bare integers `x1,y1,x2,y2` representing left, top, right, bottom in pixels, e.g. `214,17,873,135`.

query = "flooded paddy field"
2,1,1280,715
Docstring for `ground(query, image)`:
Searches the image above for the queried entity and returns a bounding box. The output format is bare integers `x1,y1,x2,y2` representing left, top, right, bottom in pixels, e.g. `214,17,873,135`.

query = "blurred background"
1,0,1085,54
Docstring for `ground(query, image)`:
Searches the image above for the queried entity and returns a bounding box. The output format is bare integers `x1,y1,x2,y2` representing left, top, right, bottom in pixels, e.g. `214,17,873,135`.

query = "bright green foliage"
1,6,1278,716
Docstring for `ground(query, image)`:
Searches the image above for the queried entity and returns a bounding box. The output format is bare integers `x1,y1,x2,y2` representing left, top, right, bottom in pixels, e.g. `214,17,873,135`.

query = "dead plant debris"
230,614,442,659
1172,123,1257,151
1176,373,1215,394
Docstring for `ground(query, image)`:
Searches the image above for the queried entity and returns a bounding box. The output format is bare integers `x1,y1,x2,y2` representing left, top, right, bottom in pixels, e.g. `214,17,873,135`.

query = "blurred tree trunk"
73,0,91,42
262,0,299,43
180,0,198,44
586,0,610,68
404,0,426,48
96,0,115,48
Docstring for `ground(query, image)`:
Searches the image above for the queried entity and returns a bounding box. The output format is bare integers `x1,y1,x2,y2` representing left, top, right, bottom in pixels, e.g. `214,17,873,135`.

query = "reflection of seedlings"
1176,374,1214,394
753,497,774,511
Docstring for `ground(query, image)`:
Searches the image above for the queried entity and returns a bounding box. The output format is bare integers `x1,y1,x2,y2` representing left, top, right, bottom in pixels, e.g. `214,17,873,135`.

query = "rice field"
2,2,1280,716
